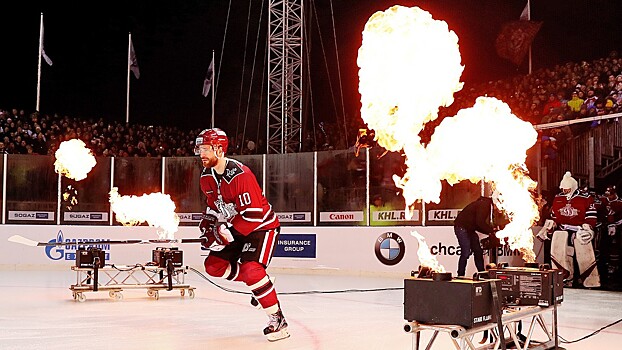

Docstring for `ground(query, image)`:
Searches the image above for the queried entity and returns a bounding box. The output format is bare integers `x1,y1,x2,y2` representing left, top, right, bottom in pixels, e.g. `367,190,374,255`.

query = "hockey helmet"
559,171,578,199
194,128,228,155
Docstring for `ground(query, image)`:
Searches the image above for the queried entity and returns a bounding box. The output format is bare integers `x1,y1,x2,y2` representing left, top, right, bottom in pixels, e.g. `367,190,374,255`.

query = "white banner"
177,213,203,223
319,211,364,222
8,211,54,221
63,212,108,222
277,212,311,223
427,209,461,221
372,210,420,221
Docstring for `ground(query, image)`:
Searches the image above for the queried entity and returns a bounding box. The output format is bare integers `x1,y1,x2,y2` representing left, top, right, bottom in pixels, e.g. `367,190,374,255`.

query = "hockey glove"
609,224,617,237
536,219,555,241
199,214,218,249
199,217,235,251
576,224,594,245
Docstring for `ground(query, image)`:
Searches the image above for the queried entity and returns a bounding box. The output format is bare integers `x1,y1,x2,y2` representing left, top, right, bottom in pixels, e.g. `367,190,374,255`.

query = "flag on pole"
202,58,214,97
41,20,53,66
129,39,140,79
495,1,541,66
495,20,542,65
519,1,530,21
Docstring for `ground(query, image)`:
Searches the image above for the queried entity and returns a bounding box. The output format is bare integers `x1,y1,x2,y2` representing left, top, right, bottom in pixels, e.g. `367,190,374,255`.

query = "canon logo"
329,213,354,220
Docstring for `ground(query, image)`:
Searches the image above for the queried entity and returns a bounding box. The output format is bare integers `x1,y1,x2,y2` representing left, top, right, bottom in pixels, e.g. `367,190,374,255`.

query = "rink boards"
0,225,542,276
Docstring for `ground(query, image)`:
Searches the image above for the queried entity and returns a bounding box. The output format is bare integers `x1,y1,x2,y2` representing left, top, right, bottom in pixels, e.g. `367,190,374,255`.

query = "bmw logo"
375,232,405,266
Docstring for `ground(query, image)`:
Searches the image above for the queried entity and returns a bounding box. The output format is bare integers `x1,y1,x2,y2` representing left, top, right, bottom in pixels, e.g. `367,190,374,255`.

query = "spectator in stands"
541,136,558,160
567,91,584,115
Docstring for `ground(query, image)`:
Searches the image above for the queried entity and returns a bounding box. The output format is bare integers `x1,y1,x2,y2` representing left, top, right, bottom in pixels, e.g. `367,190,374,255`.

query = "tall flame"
411,231,446,273
109,187,180,240
358,6,539,262
54,139,97,181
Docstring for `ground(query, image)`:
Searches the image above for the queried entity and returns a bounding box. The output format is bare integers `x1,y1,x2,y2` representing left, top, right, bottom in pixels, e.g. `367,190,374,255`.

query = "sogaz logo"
45,230,111,261
374,232,405,266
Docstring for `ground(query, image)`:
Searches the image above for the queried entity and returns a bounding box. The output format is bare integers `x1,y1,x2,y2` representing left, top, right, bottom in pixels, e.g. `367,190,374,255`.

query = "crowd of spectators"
2,51,621,157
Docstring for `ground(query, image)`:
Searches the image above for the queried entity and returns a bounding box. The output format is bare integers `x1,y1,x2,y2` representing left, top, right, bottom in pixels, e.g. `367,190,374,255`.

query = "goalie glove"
609,224,617,237
536,219,555,241
576,224,594,245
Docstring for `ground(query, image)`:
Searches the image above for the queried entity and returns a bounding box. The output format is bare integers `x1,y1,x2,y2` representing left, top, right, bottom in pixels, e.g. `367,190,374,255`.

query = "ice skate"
263,309,290,341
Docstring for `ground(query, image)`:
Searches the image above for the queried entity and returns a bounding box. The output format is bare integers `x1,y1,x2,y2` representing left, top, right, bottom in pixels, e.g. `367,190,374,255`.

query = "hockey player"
602,186,622,287
537,172,599,287
195,128,289,341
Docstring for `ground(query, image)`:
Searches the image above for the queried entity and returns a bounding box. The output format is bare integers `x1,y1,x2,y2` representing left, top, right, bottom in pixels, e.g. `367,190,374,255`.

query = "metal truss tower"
267,0,303,153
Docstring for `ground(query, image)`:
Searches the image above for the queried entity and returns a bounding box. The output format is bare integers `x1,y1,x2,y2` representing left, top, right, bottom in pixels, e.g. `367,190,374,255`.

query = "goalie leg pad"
551,230,573,280
573,236,601,288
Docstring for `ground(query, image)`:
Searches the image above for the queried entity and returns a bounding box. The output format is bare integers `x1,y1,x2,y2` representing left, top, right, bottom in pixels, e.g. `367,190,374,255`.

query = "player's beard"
201,156,217,168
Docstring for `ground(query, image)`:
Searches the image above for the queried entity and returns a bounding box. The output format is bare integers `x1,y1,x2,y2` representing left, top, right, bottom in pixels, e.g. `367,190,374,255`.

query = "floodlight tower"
267,0,303,153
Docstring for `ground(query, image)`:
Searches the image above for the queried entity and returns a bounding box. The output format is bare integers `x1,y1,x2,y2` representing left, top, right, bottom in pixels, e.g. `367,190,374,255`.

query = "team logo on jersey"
226,168,237,177
374,232,405,266
558,203,578,218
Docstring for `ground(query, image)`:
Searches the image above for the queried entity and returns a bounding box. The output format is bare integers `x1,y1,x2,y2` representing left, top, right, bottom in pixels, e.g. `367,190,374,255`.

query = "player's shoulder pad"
222,159,245,183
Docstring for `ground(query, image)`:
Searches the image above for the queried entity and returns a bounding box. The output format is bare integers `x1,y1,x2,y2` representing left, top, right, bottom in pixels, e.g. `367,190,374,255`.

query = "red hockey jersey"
200,158,279,235
550,191,597,228
605,196,622,225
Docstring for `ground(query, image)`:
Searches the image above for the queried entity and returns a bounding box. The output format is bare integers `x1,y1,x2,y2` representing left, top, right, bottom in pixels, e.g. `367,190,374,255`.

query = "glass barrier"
5,155,57,224
59,156,112,226
317,148,367,226
112,157,163,226
425,180,482,226
164,157,204,226
0,152,513,227
369,148,423,226
265,152,315,226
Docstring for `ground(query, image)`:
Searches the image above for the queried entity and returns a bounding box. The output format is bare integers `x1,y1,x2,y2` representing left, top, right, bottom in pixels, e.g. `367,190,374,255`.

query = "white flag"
202,58,214,97
42,49,53,66
520,1,530,21
129,39,140,79
41,20,53,66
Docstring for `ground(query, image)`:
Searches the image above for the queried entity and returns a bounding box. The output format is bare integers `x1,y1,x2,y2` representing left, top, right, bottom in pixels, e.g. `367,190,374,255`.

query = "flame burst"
54,139,97,181
358,6,539,262
412,231,446,272
109,187,180,240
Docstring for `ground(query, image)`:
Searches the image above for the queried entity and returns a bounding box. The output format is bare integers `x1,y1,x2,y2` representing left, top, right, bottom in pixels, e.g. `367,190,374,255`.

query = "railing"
536,114,621,192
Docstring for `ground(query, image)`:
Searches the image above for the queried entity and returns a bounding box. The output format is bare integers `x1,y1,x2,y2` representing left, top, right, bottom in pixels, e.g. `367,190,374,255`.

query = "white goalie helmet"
559,171,578,200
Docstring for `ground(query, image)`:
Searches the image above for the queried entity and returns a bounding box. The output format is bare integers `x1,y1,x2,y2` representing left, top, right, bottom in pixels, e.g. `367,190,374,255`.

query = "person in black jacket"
453,196,495,277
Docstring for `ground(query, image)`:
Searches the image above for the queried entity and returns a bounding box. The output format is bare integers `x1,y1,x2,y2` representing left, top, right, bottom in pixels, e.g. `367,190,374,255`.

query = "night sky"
2,0,621,137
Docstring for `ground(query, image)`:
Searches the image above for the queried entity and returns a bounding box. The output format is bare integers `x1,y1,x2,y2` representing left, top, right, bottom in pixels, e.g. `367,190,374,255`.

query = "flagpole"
527,0,532,75
211,49,215,128
36,13,44,112
126,33,132,124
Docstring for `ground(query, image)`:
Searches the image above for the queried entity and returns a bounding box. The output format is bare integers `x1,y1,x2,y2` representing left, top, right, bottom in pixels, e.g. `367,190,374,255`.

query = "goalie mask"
559,171,578,200
194,128,228,155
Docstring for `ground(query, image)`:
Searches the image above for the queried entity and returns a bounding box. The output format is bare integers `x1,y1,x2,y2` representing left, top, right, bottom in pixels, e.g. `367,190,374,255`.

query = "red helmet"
194,128,228,155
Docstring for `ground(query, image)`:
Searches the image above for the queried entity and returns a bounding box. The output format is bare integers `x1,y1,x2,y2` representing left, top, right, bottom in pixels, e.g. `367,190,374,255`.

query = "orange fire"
54,139,96,181
109,187,180,240
358,6,539,262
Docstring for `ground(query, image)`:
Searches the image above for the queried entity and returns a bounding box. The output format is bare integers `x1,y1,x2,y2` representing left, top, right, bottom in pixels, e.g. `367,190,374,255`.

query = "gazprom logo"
44,230,111,261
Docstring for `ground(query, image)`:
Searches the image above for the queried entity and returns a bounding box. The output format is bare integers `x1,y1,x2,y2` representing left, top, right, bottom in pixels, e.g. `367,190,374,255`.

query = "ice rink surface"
0,268,621,350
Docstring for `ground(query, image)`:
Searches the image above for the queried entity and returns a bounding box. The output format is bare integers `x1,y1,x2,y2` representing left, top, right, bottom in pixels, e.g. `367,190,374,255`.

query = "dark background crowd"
2,51,621,158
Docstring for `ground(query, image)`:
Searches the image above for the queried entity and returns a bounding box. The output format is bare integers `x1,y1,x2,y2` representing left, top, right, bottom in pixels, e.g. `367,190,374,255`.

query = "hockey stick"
8,235,204,247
